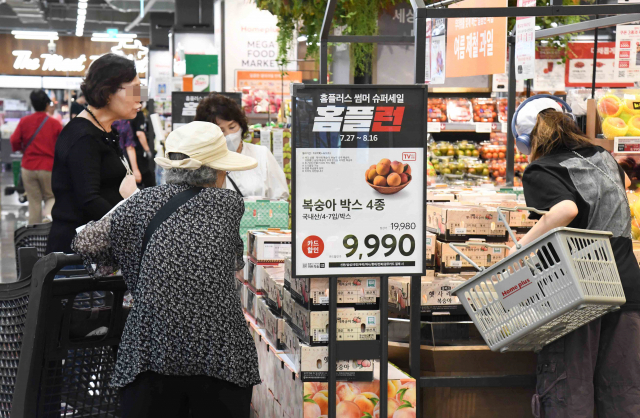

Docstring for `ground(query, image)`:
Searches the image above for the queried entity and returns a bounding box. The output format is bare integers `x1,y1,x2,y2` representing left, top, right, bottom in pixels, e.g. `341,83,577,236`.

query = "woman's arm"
72,213,120,276
264,150,289,200
126,146,141,183
509,200,579,254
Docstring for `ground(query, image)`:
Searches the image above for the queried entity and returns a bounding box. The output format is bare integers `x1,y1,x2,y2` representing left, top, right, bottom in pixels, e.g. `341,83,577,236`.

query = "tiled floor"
0,168,28,283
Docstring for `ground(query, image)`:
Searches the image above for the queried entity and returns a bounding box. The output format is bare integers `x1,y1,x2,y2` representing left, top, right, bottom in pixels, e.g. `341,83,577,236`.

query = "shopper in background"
112,119,140,184
72,122,260,418
195,94,288,200
46,53,140,255
511,96,640,417
131,110,156,187
70,92,87,119
10,89,62,225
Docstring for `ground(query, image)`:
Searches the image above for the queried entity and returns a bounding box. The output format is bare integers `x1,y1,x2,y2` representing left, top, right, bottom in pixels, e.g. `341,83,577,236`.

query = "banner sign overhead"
446,0,507,78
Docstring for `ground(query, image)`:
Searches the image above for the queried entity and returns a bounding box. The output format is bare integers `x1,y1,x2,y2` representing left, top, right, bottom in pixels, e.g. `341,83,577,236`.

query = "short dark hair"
30,90,50,112
195,94,249,138
81,54,137,109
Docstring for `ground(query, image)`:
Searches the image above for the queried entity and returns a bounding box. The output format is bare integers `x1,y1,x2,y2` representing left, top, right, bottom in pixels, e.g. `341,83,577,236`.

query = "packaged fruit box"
427,203,508,241
431,141,457,157
301,364,417,418
472,98,498,123
283,289,381,345
428,97,448,122
282,321,375,382
597,91,640,139
436,239,507,273
446,98,473,123
427,232,436,267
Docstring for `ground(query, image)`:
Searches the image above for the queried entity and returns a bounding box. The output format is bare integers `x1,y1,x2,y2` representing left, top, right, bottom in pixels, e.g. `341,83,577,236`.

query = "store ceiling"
0,0,175,37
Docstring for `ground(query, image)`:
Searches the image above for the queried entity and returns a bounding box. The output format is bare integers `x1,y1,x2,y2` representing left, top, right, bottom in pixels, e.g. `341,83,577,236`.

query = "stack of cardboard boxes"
239,231,417,417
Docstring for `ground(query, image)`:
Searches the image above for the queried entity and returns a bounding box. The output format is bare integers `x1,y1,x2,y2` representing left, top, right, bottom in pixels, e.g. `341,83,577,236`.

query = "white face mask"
225,130,243,152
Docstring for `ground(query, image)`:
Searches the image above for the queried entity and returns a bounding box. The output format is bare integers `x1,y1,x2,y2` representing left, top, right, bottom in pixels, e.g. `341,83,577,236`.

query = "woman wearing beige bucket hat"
71,121,260,418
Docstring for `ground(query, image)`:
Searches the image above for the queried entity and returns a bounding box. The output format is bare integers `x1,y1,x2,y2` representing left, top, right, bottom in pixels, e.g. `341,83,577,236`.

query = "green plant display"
256,0,403,77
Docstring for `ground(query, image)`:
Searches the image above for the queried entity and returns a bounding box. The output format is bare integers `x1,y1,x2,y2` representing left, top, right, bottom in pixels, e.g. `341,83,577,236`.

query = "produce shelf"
427,122,508,133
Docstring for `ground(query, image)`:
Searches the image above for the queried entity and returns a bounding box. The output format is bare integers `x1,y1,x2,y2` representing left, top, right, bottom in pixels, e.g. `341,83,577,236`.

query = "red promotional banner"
565,42,633,88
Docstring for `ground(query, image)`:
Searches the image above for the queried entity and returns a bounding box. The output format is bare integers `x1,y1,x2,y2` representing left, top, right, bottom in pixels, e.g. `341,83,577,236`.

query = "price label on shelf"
502,122,508,133
427,122,441,132
476,122,492,133
292,85,426,277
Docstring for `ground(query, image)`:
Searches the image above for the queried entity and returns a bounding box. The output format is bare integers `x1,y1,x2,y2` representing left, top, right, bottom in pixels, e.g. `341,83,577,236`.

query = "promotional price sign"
515,0,535,81
614,25,640,81
565,42,634,88
171,92,241,130
292,85,426,277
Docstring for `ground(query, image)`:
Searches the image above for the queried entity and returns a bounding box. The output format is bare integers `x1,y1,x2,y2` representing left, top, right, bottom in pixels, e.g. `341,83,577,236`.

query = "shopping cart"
13,223,52,279
450,206,626,353
10,252,128,417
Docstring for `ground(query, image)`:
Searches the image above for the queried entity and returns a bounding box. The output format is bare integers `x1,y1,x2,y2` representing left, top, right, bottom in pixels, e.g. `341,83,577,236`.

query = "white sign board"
515,0,536,80
224,1,297,93
615,25,640,82
292,86,426,277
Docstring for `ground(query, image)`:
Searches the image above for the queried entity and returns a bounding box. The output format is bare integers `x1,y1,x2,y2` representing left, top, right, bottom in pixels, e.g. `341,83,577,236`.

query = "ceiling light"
78,2,87,9
92,33,137,39
78,9,86,16
11,30,59,41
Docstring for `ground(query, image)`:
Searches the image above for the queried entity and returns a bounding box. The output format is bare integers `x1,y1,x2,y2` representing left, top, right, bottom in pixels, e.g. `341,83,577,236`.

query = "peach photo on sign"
366,158,412,195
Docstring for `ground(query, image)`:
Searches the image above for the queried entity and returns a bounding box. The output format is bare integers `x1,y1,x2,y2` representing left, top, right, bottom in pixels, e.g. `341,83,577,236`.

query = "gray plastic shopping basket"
450,207,626,353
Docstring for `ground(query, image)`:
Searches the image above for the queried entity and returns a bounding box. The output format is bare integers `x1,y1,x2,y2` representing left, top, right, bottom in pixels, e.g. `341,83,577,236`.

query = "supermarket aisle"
0,169,28,283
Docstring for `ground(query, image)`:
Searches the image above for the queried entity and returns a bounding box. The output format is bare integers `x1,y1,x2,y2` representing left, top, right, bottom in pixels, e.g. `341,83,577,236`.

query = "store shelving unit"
315,2,640,418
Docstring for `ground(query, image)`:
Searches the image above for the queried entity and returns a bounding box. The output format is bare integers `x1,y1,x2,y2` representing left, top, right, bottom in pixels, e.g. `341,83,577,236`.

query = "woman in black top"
47,54,142,254
512,97,640,417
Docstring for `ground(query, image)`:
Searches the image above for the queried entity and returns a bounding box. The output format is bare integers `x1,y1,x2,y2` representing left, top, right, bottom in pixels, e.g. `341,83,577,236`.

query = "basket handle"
447,243,484,272
496,206,549,250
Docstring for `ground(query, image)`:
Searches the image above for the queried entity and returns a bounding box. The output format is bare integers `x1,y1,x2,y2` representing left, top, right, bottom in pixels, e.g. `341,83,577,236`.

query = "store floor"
0,169,28,283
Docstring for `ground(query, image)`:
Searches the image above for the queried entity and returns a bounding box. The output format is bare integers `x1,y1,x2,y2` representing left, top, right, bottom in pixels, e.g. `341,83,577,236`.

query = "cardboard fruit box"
427,203,508,242
389,274,472,316
300,362,417,418
284,259,380,309
264,268,285,315
283,290,381,345
436,239,507,273
282,321,374,382
256,298,285,351
247,259,283,294
240,199,289,253
427,231,436,268
247,229,292,263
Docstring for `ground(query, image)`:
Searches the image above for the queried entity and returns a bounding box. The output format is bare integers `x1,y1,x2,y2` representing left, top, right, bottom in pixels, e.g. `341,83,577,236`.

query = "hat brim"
205,152,258,171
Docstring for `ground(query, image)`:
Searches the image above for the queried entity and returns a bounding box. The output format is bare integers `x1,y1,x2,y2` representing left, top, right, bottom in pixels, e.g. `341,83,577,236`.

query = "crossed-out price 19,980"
343,233,416,259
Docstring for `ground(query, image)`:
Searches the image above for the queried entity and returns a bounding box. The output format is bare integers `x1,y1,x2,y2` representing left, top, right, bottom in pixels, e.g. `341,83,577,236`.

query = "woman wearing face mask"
195,94,288,200
46,54,141,254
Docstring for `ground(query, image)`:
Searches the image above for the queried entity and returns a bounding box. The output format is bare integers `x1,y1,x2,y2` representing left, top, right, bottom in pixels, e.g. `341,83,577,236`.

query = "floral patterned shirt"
72,183,260,388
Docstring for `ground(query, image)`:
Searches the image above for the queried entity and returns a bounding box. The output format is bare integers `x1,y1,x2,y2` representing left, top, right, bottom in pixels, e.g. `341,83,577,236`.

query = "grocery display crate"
451,207,625,353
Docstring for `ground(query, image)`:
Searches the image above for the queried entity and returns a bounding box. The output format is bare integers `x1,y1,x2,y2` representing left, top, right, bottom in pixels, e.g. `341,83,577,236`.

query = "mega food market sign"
0,34,148,77
292,85,426,277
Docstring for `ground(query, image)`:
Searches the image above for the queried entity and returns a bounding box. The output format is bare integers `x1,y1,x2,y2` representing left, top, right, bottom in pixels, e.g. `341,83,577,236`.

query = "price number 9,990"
343,234,415,258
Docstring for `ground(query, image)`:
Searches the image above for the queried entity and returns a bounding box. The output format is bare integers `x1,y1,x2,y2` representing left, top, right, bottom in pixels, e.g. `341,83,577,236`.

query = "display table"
389,342,536,418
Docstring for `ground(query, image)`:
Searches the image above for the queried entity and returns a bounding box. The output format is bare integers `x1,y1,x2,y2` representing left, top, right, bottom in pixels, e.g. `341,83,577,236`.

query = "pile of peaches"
303,380,417,418
366,159,412,188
